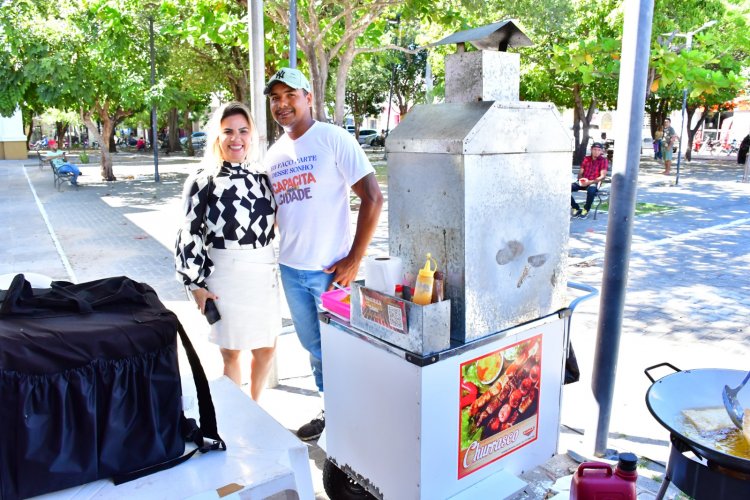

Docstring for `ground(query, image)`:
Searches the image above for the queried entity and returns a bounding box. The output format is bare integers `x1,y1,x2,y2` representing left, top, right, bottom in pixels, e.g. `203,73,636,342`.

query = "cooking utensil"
644,364,750,473
723,370,750,429
331,281,351,296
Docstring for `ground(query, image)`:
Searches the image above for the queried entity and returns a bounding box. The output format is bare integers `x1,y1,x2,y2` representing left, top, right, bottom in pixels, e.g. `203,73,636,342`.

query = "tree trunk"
99,114,116,181
80,109,102,152
229,46,249,103
84,102,131,181
684,105,708,163
684,107,696,162
333,45,356,126
182,109,194,156
22,107,34,148
307,50,329,122
168,108,181,152
299,31,330,122
55,122,65,144
109,128,117,152
571,85,597,166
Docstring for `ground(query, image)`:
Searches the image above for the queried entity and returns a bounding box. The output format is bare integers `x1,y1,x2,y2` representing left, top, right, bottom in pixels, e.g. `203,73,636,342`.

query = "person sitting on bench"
571,142,608,219
56,162,81,186
48,141,81,186
43,140,66,163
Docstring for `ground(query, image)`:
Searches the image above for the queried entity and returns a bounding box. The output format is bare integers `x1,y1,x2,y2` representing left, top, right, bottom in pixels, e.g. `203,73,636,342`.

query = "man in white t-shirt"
263,68,383,440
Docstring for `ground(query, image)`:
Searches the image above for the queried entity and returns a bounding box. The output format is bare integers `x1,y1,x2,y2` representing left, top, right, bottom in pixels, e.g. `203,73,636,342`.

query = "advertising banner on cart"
458,334,542,478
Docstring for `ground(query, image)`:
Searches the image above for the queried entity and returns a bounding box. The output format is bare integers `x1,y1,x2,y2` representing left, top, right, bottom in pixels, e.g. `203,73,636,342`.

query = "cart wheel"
323,458,376,500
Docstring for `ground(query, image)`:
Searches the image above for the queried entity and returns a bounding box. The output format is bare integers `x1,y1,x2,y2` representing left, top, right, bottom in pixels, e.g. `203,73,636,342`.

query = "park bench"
592,179,610,220
50,158,78,191
572,177,610,220
36,150,67,170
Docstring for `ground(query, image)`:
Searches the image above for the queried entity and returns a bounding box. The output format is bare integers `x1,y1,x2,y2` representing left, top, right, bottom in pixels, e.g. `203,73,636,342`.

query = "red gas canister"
570,453,638,500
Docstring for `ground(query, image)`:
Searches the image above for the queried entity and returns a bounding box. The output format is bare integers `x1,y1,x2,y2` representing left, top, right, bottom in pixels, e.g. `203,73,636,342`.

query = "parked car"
364,131,387,147
354,128,378,145
180,132,207,147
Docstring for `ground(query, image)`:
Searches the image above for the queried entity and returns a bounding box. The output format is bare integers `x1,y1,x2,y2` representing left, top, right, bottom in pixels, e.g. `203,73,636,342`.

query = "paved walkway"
1,151,749,499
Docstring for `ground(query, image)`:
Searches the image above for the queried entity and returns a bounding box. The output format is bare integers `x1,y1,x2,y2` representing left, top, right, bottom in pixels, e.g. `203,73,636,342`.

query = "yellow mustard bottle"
412,253,437,305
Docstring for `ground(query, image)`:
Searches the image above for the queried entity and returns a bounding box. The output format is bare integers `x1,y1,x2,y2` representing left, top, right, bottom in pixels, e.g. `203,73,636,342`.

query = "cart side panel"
321,321,423,498
420,316,566,498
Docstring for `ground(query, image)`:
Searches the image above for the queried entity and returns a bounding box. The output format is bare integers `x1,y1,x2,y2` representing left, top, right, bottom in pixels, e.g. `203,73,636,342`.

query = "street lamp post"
384,14,401,139
668,20,716,186
148,13,160,182
289,0,297,68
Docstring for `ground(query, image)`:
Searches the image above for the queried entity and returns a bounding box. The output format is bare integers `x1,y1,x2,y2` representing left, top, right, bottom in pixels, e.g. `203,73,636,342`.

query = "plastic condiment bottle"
431,270,444,303
570,452,638,500
412,253,437,305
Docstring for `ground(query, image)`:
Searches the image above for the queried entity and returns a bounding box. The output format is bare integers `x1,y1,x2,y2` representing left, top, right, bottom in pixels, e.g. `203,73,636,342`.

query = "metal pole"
384,15,401,137
590,0,654,458
385,69,396,136
249,0,267,158
669,21,715,183
149,15,159,182
289,0,297,67
674,33,692,186
675,87,687,185
247,0,274,388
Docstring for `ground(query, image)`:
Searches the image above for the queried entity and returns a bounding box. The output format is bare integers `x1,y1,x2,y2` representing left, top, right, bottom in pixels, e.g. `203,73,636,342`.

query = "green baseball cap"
263,68,312,95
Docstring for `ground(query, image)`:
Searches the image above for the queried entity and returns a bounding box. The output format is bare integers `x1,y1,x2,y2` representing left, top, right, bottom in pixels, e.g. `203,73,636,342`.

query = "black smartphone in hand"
203,298,221,324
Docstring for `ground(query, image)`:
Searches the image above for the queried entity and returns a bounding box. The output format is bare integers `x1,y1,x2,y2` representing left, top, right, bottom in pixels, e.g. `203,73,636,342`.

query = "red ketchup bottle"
570,452,638,499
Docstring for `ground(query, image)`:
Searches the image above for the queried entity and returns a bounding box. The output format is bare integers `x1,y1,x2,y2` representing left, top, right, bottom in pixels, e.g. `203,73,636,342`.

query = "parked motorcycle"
721,139,739,156
699,138,722,155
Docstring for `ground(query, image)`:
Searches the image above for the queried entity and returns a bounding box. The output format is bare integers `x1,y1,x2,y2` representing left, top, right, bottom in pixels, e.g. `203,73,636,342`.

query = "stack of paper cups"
364,255,403,295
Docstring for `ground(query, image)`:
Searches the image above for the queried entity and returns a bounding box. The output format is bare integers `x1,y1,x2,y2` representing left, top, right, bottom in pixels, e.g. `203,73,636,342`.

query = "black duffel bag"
0,275,225,500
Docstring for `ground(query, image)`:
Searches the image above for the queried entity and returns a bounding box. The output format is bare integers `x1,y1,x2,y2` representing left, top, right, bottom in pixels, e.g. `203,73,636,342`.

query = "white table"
35,377,314,500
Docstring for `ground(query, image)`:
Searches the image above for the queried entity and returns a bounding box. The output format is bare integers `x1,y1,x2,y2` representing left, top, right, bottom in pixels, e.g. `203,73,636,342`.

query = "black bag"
0,275,225,500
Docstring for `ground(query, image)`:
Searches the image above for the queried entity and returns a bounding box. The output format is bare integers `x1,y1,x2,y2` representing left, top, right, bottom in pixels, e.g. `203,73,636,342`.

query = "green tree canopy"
345,55,389,135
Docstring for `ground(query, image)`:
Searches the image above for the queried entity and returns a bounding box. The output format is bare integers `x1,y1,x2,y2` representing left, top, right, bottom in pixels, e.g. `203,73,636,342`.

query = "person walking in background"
175,101,280,401
653,126,663,161
661,118,678,175
263,67,383,440
571,142,608,219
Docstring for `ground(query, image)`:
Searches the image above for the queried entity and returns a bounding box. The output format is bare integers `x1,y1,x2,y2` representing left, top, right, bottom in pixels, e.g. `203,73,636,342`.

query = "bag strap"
112,320,225,485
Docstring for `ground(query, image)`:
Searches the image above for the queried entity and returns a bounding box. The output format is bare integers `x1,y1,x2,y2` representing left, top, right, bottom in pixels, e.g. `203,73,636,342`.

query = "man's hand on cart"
324,254,361,290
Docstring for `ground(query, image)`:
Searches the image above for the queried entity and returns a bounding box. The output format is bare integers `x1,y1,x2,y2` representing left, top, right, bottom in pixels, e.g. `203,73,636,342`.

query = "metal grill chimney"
435,20,532,104
386,21,572,343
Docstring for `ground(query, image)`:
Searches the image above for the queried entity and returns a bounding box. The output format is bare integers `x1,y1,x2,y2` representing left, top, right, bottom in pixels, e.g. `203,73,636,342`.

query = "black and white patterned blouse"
175,162,276,289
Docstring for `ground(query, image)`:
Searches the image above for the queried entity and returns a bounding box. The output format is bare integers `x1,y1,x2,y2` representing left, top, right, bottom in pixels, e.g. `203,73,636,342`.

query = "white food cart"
319,21,587,499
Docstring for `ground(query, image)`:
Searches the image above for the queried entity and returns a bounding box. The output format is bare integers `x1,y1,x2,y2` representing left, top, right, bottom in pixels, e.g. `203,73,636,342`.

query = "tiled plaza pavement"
1,150,748,498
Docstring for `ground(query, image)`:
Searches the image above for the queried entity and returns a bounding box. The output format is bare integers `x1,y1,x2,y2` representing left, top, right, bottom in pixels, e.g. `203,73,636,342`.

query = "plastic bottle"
431,271,444,303
570,452,638,500
412,253,437,306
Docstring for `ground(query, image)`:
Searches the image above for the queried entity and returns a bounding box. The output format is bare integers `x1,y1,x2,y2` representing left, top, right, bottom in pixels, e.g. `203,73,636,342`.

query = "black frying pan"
645,363,750,473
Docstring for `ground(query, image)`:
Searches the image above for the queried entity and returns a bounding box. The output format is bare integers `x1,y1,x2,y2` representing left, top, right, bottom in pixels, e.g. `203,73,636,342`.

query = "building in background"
0,108,27,160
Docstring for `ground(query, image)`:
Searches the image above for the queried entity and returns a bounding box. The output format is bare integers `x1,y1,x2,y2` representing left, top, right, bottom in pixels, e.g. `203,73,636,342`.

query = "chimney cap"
430,20,532,52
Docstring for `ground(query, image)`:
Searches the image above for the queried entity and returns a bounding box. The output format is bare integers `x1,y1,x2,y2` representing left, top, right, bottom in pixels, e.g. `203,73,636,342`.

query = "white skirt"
204,246,281,350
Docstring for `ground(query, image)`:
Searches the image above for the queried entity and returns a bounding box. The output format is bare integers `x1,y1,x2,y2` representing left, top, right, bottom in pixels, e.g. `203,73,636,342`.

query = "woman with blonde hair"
175,101,280,400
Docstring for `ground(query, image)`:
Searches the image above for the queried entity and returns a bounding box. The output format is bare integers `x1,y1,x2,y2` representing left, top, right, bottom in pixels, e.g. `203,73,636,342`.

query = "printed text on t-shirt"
270,155,318,205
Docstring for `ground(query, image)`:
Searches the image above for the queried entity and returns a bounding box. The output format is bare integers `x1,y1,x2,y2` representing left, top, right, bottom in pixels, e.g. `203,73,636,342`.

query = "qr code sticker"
387,304,405,332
